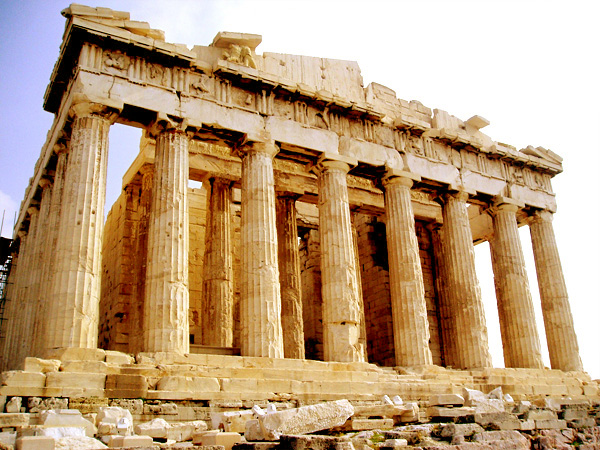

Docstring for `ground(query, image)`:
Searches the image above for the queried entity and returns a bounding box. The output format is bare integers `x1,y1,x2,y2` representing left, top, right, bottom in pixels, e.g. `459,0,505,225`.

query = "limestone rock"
245,400,354,441
54,435,108,449
5,397,21,413
195,431,243,449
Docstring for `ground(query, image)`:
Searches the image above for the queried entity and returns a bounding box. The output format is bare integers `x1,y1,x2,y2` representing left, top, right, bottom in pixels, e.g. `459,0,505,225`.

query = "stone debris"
212,410,256,433
134,417,208,441
245,400,354,441
194,430,243,449
41,409,97,438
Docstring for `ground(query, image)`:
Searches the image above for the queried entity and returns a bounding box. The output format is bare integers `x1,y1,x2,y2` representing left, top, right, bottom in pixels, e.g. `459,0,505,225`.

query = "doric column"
316,156,364,362
48,101,117,350
202,177,234,348
529,210,582,371
350,216,368,361
29,179,54,357
239,140,284,358
42,146,68,353
144,124,190,354
130,164,153,354
430,223,454,367
3,231,29,369
383,171,432,366
489,198,543,368
440,191,492,369
276,193,305,359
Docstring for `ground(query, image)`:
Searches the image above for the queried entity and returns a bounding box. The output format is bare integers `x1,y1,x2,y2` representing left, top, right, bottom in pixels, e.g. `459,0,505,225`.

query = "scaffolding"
0,236,13,343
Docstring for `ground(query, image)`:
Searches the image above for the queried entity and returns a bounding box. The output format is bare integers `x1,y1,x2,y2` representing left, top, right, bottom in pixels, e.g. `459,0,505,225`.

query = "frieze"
75,44,558,200
347,174,378,191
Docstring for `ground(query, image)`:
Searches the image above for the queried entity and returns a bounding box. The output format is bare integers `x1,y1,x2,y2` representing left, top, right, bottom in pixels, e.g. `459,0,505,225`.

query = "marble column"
42,147,68,353
529,210,582,371
316,157,364,362
202,177,234,348
430,223,455,367
489,199,543,369
29,179,54,357
130,164,152,354
276,193,305,359
48,102,116,350
17,206,41,363
440,191,492,369
239,141,284,358
144,127,190,354
383,171,432,366
3,231,29,369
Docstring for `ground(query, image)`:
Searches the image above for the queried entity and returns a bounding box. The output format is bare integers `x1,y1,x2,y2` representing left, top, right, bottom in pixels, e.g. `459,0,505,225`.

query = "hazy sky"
0,0,598,379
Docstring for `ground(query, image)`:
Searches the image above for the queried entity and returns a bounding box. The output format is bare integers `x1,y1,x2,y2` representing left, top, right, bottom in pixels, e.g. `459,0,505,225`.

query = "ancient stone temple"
0,5,597,431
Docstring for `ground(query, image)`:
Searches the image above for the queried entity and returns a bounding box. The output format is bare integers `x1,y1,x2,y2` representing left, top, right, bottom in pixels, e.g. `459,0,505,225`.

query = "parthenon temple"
1,4,597,425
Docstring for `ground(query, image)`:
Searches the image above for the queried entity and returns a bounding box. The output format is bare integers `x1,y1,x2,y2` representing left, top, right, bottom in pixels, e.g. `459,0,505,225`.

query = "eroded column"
48,102,116,349
202,177,234,348
440,191,492,369
276,193,305,359
240,141,284,358
383,172,432,366
317,158,364,362
489,199,543,368
144,126,190,354
530,210,582,371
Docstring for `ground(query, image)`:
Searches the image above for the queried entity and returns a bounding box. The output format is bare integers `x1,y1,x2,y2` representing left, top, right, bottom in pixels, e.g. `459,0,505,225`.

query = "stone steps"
1,350,598,407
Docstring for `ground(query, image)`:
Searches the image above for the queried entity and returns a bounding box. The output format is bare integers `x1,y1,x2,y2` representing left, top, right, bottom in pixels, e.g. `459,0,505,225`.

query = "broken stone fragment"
462,387,487,406
428,394,464,406
245,400,354,441
40,409,97,437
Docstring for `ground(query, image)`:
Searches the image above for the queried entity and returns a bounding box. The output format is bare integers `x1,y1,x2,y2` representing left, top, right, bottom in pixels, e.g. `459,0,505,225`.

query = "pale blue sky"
1,0,598,378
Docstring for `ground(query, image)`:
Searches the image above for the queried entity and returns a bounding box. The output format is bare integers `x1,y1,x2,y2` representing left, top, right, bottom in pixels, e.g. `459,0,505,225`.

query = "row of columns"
1,99,583,373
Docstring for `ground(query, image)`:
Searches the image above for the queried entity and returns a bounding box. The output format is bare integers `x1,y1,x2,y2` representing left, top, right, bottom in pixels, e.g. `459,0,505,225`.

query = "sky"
0,0,598,379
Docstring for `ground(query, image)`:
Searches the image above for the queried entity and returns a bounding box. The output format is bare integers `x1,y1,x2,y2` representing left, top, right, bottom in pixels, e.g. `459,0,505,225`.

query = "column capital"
237,140,279,158
436,188,472,205
382,169,421,189
52,143,68,155
39,178,53,190
313,153,357,175
69,94,121,123
530,209,554,224
147,114,195,139
488,196,523,216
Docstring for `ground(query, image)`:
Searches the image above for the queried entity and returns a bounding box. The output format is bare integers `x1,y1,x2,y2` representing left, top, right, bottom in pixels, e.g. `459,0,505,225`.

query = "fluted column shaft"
4,232,29,368
130,165,152,354
42,148,68,352
49,103,114,349
317,160,364,362
240,141,284,358
276,194,305,359
383,174,432,366
203,177,234,347
29,180,53,357
441,191,492,369
144,129,190,354
529,210,582,371
490,201,543,368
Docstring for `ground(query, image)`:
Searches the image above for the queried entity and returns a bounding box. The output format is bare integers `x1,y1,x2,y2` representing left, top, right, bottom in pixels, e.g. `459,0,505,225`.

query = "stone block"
23,358,61,373
567,418,596,428
233,444,276,450
473,399,505,413
1,371,46,388
105,374,148,398
44,347,106,362
105,434,154,447
96,406,133,436
440,423,484,438
5,397,21,413
45,372,106,390
195,431,242,450
338,418,393,431
167,420,208,441
535,418,567,429
245,400,354,441
0,431,16,448
68,397,110,414
428,393,464,406
40,410,96,437
134,418,169,438
462,387,488,406
379,438,408,449
520,419,535,430
525,409,557,421
15,436,55,450
0,413,29,428
212,410,254,433
38,426,86,439
474,412,520,430
27,397,69,413
104,350,135,365
60,361,109,373
561,408,589,420
427,406,475,419
156,376,220,392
